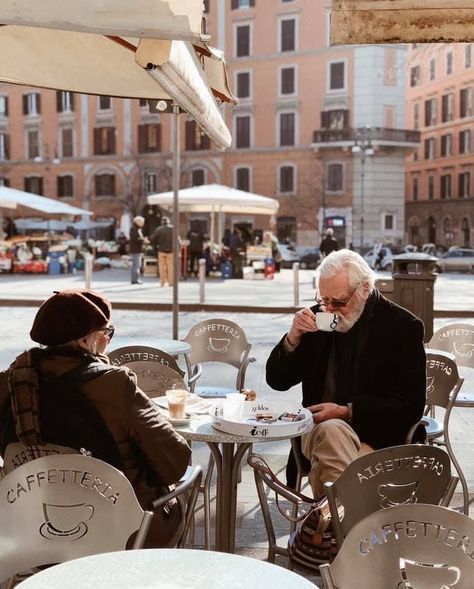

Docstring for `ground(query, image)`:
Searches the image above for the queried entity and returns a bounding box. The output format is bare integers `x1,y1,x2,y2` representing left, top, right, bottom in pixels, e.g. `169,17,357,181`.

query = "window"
185,120,211,150
384,106,395,128
0,177,10,187
276,215,296,243
326,162,344,192
280,67,295,95
236,71,250,99
424,98,436,126
440,174,452,199
56,91,74,113
57,175,74,198
191,169,205,186
144,172,157,193
279,112,295,146
413,103,419,130
98,96,112,111
24,176,43,195
459,171,470,197
441,93,454,122
138,123,162,153
459,129,471,154
236,167,250,191
321,109,349,129
329,61,345,90
280,18,296,52
23,93,41,116
204,0,210,12
383,214,395,231
0,96,8,117
430,58,436,81
61,128,74,158
428,175,435,200
466,44,472,68
93,127,116,155
446,52,453,75
0,133,9,160
231,0,254,8
279,165,295,193
440,134,452,157
27,130,40,160
424,137,435,159
235,115,251,148
412,177,418,201
384,48,397,86
235,25,250,57
410,65,420,87
95,173,115,196
460,87,473,118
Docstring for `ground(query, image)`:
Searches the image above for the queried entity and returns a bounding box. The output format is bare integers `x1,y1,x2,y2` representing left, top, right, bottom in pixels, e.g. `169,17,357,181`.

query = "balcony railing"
313,127,421,145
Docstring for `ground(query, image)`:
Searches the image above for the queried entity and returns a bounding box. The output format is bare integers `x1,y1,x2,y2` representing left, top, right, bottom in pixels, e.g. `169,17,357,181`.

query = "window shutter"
108,128,116,154
93,128,101,154
138,125,146,153
4,97,8,117
38,177,43,195
70,92,75,112
231,0,238,8
23,95,28,115
201,132,211,150
36,94,41,115
155,124,162,151
4,134,9,159
250,0,255,6
185,120,195,150
56,91,62,112
321,111,329,128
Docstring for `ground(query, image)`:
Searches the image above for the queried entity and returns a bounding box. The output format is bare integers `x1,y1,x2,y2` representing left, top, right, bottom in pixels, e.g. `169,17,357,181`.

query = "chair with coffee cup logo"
319,503,474,588
2,441,78,475
0,453,202,588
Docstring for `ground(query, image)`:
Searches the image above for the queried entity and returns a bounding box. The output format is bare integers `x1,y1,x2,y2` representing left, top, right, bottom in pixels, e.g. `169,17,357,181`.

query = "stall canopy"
148,184,279,242
0,186,92,216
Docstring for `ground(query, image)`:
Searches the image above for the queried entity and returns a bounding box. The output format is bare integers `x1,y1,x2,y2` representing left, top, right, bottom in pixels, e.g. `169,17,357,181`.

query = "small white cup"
223,393,244,421
315,312,339,332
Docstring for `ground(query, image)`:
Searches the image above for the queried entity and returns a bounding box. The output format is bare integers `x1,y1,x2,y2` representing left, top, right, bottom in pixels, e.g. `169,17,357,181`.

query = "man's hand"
287,308,317,346
308,402,349,424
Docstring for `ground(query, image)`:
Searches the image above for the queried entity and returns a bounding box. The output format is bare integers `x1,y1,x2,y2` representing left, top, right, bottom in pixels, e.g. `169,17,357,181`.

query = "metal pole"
172,105,180,340
293,262,300,307
360,149,365,248
198,258,206,304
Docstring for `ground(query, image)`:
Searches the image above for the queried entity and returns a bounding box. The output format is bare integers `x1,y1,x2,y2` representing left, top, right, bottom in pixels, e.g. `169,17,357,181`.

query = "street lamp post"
351,128,374,248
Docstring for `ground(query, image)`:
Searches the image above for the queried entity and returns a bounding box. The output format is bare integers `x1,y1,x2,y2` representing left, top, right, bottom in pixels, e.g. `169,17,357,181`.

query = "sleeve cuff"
283,335,299,354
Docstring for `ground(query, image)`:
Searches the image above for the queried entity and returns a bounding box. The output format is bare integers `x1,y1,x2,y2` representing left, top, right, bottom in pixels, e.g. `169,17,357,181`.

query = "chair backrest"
182,318,252,369
319,503,474,589
324,444,457,548
108,346,187,396
0,454,153,582
2,442,78,475
428,322,474,368
426,351,463,409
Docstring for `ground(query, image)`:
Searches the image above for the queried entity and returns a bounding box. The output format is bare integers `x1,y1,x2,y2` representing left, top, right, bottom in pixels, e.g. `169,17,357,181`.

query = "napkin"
153,392,215,415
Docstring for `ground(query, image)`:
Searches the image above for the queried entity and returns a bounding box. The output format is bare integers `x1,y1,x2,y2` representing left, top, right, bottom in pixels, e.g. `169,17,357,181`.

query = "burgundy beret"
30,289,111,346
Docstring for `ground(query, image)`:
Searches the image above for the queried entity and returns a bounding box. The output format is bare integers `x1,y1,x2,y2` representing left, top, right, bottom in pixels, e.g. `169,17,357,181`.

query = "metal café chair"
319,503,474,588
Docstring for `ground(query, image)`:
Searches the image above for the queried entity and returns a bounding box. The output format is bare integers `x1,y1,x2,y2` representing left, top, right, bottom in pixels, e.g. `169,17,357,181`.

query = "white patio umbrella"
0,4,236,336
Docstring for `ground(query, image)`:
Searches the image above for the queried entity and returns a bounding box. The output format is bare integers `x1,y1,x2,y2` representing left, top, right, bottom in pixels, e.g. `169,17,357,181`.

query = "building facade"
406,43,473,249
0,0,417,247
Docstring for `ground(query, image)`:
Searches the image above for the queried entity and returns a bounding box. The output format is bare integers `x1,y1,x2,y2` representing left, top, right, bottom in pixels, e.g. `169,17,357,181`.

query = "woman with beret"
0,288,191,547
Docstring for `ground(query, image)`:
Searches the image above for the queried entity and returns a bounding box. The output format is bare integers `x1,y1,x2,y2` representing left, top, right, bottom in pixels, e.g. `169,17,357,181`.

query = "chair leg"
203,453,214,550
444,432,470,515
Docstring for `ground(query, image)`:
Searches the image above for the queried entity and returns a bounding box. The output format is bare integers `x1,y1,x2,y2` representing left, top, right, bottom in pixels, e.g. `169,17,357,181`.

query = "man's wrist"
283,334,299,354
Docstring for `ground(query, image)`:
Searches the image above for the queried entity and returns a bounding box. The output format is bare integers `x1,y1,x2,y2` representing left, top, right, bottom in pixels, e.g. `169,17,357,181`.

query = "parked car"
435,248,474,273
363,246,402,271
278,243,300,268
296,247,321,269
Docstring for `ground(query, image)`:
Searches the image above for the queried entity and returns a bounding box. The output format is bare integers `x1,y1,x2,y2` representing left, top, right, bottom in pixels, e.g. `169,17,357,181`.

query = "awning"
0,186,92,216
0,0,207,42
147,184,279,216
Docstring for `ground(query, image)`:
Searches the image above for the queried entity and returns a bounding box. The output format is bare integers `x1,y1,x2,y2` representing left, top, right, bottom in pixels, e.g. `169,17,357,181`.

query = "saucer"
168,413,191,426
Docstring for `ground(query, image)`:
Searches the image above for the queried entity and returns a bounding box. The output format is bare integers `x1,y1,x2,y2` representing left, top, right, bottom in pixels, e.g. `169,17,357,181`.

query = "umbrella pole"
172,104,180,340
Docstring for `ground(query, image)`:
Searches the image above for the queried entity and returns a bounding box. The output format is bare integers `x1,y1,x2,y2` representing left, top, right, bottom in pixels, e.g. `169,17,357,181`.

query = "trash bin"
47,247,67,275
374,278,394,301
391,253,438,342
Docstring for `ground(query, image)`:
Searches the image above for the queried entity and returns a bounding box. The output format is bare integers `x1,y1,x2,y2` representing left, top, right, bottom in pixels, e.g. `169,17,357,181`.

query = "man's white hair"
133,215,145,225
316,249,375,291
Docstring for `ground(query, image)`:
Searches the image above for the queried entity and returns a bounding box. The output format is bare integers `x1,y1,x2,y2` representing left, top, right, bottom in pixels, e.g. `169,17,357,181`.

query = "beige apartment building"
406,44,474,249
0,0,417,247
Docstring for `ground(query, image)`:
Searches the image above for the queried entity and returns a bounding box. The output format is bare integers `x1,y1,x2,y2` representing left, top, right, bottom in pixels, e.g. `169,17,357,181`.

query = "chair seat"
195,386,238,399
422,416,444,439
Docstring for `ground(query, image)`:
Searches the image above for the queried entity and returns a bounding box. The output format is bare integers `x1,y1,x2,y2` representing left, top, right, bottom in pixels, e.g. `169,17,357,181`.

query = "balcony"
312,127,421,149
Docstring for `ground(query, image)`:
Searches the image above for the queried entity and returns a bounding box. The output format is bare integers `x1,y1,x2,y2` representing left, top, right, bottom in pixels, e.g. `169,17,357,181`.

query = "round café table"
173,414,312,554
17,549,316,589
108,336,191,357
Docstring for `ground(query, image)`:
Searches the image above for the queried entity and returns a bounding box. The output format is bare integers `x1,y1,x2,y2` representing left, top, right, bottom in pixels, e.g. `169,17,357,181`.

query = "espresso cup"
165,389,187,419
315,312,338,332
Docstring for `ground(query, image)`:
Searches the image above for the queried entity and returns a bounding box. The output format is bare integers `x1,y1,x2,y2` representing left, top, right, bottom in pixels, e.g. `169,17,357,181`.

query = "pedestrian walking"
319,228,339,257
186,228,204,277
129,216,148,284
150,217,177,287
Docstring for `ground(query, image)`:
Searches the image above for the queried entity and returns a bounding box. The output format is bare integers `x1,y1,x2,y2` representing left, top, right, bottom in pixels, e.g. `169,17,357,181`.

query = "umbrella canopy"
0,186,92,216
147,184,279,215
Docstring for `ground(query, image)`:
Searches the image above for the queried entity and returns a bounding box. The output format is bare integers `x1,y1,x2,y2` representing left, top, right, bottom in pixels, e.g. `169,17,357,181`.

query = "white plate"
168,414,191,426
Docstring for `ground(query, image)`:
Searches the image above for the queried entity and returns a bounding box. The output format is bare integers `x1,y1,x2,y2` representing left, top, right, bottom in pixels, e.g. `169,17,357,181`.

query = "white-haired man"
266,249,426,496
129,216,148,285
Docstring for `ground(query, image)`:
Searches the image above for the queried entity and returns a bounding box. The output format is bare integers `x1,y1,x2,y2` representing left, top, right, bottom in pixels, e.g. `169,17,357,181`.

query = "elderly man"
129,215,148,285
266,249,426,496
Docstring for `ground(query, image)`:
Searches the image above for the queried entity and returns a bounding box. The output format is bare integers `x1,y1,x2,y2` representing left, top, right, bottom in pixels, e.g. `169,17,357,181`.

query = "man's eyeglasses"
315,286,359,309
100,325,115,340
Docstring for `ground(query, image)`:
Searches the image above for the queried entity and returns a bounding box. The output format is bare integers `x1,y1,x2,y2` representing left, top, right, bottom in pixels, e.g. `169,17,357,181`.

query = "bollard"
198,258,206,304
83,252,93,289
293,262,300,307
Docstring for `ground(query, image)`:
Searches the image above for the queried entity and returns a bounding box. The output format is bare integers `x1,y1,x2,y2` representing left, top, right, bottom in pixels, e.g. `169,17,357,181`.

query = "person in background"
0,288,191,547
319,227,339,258
264,231,282,273
266,249,426,497
129,216,148,285
229,228,245,279
117,232,128,256
150,216,177,287
186,228,204,277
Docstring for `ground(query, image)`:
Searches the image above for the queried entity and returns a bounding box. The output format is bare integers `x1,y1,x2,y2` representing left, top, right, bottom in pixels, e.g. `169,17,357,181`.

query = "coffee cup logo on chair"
398,558,461,589
208,337,231,353
378,481,419,508
40,502,94,540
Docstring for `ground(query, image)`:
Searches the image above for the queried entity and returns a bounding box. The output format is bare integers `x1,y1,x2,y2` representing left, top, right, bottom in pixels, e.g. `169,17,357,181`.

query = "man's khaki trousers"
158,252,173,286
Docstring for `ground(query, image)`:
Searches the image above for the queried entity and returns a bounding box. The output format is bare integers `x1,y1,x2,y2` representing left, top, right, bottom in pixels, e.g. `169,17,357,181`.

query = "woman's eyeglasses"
316,286,359,309
101,325,115,340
